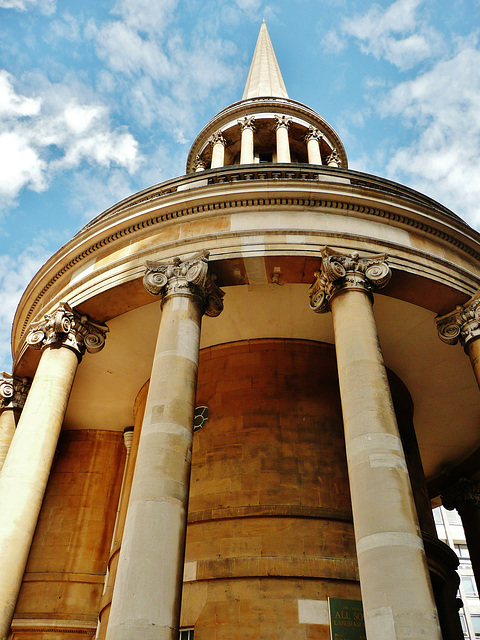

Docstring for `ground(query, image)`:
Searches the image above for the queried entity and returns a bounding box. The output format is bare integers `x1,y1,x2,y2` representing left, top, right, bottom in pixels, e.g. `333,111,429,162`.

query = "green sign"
328,598,366,640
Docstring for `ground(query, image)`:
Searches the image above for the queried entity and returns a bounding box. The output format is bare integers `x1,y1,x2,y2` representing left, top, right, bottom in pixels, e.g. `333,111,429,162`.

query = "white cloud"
0,132,46,196
0,239,53,371
338,0,443,70
0,0,55,14
69,168,140,222
88,2,242,144
112,0,178,35
235,0,261,13
381,44,480,226
89,20,173,80
46,13,82,43
0,70,140,207
322,29,347,54
0,71,41,117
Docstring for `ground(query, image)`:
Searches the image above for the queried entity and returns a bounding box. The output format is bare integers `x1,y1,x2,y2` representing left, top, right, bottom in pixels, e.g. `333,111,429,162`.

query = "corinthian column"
238,116,256,164
274,115,291,163
210,131,227,168
0,303,107,640
304,126,323,164
0,374,30,473
106,250,224,640
442,478,480,592
327,148,341,167
309,248,441,640
436,292,480,389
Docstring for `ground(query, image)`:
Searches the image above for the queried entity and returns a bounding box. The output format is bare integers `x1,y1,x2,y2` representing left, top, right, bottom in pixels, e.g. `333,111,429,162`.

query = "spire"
242,20,288,100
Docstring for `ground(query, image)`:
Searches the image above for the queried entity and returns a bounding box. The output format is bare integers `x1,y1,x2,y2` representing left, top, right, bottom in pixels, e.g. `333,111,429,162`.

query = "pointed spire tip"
242,21,288,100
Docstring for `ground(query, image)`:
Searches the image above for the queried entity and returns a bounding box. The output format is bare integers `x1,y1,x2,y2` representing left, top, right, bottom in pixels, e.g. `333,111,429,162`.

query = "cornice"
13,167,480,354
79,165,465,233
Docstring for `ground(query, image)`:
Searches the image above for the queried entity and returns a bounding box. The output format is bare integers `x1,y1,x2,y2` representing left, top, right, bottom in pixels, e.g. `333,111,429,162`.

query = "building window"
472,615,480,637
446,509,462,525
456,543,470,558
455,543,471,561
433,507,443,524
460,613,469,637
179,630,194,640
461,575,478,597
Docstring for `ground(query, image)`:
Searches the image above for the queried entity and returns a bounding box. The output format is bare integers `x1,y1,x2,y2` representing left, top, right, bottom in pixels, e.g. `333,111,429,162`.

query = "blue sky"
0,0,479,370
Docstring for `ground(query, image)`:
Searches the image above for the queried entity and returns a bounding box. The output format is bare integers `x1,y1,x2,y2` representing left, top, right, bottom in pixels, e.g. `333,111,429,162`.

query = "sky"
0,0,479,371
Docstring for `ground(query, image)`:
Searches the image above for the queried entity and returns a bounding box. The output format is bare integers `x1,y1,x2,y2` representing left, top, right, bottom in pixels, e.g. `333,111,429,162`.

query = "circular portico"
12,162,480,488
2,20,479,640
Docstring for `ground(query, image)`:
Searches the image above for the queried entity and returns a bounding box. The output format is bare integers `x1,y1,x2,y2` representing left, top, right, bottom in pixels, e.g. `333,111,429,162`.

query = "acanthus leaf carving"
209,131,227,147
327,149,341,167
238,116,256,132
304,126,323,143
274,114,292,131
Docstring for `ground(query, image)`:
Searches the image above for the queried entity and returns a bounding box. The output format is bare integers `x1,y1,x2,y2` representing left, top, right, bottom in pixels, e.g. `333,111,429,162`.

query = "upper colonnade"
186,20,347,172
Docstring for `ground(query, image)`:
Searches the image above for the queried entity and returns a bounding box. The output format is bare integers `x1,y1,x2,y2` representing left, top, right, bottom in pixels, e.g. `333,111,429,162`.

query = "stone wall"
181,339,360,639
11,430,124,638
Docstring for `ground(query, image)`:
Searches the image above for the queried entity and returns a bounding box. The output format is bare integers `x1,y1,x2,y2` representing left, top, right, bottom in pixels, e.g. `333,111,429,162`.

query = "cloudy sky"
0,0,479,371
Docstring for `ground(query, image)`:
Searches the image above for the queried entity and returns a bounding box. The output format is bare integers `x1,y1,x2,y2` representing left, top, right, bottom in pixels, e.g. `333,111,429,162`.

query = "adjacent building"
434,506,480,639
0,21,479,640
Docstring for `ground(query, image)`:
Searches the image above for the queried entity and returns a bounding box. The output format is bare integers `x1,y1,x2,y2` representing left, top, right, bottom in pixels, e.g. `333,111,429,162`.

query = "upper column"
309,249,441,640
305,126,323,164
106,251,224,640
0,303,107,640
239,116,256,164
274,115,292,163
210,131,227,168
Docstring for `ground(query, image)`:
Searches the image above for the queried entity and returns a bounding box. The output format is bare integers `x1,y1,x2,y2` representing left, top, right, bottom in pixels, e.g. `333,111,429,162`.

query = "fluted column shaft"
310,249,441,640
274,115,291,163
0,304,107,640
106,251,224,640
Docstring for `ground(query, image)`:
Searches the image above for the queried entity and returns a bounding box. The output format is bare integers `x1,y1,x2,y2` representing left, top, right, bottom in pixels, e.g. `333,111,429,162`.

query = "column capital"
309,248,391,314
143,250,225,317
304,126,323,142
274,114,292,131
192,154,206,171
442,477,480,511
26,302,108,360
327,148,341,167
436,292,480,347
238,115,256,132
0,373,31,410
209,131,227,147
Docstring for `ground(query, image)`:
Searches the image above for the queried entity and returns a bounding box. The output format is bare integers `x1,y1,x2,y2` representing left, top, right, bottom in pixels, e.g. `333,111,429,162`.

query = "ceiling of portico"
63,282,480,492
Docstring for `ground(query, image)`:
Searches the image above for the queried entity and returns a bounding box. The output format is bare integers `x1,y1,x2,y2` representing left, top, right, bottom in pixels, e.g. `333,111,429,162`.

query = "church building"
0,21,479,640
